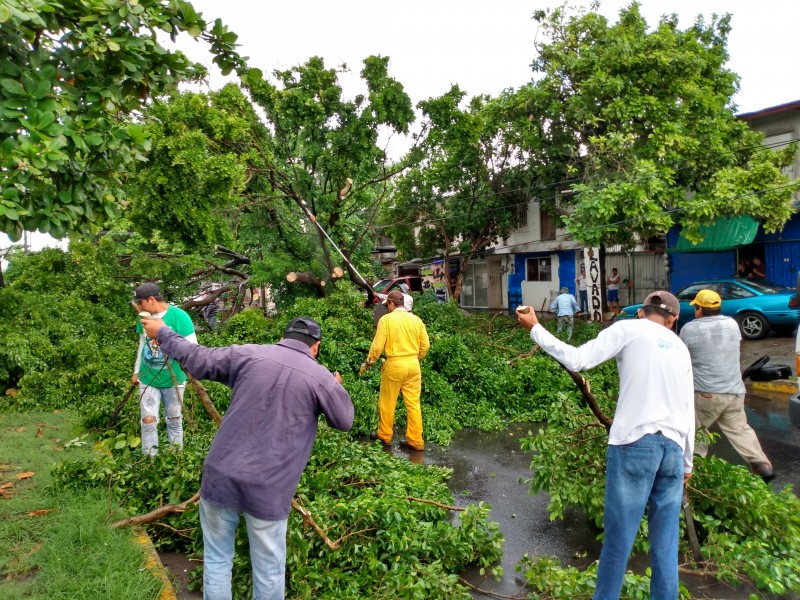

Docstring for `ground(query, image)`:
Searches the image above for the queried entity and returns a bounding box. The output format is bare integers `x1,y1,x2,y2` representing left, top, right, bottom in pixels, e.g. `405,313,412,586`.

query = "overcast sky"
5,0,794,256
176,0,794,113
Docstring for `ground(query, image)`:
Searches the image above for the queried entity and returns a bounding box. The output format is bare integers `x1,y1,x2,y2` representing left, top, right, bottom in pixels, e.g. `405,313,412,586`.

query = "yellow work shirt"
367,308,430,363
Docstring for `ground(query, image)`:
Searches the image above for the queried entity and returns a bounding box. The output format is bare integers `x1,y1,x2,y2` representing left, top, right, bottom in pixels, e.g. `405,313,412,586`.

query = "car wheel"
737,312,770,340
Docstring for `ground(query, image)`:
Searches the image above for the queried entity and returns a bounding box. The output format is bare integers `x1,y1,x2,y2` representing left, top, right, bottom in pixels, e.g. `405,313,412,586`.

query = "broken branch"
110,492,200,529
291,498,339,550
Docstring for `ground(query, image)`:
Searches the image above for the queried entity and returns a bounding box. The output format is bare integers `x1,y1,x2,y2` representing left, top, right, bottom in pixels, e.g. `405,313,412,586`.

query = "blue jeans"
139,384,184,456
593,434,684,600
199,498,287,600
579,290,588,313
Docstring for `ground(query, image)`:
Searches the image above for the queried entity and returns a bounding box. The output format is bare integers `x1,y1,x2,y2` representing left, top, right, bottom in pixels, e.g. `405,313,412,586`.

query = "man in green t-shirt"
131,283,197,456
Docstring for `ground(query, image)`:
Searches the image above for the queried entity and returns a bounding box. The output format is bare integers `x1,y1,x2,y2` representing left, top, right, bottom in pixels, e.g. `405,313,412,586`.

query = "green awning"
672,215,759,253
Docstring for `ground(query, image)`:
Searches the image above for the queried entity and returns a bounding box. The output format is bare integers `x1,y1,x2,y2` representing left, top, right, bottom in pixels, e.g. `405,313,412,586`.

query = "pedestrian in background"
199,286,221,331
738,260,749,278
361,290,430,451
607,268,621,311
398,282,414,311
550,286,580,340
131,282,197,456
516,291,694,600
576,264,588,314
680,289,775,482
140,315,353,600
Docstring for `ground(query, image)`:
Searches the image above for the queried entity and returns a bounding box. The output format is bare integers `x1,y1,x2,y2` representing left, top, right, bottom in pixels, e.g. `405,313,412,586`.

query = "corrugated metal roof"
672,215,759,252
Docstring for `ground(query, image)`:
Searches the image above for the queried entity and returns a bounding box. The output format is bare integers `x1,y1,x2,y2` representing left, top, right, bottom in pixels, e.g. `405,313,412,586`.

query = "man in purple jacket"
141,315,354,600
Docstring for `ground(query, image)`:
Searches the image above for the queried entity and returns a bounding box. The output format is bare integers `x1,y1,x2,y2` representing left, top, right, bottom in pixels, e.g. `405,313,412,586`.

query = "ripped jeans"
139,384,184,456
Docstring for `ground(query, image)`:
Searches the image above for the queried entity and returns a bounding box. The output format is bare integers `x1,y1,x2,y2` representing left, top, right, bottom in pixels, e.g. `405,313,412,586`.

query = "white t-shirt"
607,273,620,291
531,318,695,472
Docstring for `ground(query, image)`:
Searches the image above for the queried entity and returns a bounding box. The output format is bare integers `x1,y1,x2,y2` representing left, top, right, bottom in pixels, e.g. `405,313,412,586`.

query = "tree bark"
558,362,613,431
287,271,326,297
188,376,222,425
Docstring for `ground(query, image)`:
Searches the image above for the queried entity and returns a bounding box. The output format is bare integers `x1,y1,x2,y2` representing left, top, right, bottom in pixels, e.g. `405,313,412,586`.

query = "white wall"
520,254,560,310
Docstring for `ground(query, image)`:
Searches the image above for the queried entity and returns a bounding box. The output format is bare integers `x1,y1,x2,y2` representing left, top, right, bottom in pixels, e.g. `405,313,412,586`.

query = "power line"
386,180,800,267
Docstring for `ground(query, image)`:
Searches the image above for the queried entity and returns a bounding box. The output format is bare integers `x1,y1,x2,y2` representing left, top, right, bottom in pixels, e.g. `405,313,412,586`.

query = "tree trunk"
599,243,607,315
286,271,326,297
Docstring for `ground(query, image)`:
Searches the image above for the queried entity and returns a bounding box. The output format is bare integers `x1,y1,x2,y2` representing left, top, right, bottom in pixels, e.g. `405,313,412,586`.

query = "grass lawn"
0,410,165,599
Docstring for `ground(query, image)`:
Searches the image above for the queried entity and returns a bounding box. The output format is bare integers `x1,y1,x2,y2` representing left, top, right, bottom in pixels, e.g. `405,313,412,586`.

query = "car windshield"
373,279,394,293
735,278,792,294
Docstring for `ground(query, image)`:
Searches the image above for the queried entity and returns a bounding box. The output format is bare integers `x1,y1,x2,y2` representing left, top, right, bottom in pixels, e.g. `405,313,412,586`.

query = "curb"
134,528,178,600
750,379,799,395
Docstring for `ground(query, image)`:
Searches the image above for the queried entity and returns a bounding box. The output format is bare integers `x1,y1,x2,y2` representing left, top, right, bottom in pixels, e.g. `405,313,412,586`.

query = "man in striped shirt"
679,289,775,482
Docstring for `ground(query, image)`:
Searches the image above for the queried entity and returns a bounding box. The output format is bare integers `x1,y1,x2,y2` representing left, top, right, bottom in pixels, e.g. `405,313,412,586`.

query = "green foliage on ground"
0,411,164,599
522,393,800,598
516,554,692,600
50,428,504,599
3,246,800,598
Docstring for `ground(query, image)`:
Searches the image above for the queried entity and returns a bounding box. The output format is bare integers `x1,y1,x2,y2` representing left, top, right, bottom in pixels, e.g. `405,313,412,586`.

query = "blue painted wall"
756,215,800,242
669,250,736,292
506,254,528,312
507,251,580,312
557,250,577,294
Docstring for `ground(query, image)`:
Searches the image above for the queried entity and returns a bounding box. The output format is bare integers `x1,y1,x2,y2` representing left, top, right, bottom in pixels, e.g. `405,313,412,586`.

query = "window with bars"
516,204,528,229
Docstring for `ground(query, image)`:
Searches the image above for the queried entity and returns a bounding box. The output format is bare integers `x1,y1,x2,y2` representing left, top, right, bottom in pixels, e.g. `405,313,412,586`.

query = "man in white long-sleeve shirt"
516,291,694,600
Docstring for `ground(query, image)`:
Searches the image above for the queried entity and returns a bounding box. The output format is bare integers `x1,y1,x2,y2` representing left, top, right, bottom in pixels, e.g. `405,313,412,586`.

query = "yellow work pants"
377,357,424,450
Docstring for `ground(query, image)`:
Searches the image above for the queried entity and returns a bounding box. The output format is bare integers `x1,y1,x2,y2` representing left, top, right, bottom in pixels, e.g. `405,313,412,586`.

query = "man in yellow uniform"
361,290,430,450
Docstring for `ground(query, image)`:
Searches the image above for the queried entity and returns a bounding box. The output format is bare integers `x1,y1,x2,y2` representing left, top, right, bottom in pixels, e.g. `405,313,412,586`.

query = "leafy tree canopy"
389,86,530,301
0,0,245,240
127,56,415,295
506,3,800,247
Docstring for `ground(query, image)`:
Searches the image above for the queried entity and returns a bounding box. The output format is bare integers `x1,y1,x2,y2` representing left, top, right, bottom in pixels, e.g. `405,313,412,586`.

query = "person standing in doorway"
131,283,197,456
738,260,749,278
749,257,765,279
361,290,430,451
140,315,353,600
550,286,580,340
607,268,621,311
576,265,588,315
679,289,775,482
516,291,694,600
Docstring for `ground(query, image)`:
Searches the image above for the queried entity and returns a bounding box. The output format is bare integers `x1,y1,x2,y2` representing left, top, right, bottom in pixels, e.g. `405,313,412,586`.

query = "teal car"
618,278,800,340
